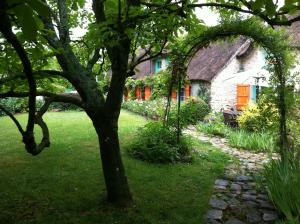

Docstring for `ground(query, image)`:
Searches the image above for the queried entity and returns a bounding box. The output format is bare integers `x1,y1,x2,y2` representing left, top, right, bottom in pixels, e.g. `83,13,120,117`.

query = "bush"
122,99,166,119
167,97,210,129
228,130,274,152
0,98,28,116
197,112,230,137
179,97,210,125
48,102,82,111
264,157,300,223
127,121,193,163
238,98,278,133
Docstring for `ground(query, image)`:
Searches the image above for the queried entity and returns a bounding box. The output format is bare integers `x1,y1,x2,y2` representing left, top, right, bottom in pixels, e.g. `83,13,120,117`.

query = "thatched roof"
132,19,300,81
133,60,152,79
187,38,251,81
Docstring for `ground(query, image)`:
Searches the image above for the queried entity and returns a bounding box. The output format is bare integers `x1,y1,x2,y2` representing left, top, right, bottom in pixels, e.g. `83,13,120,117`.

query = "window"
179,88,185,101
157,60,162,69
155,59,162,73
239,61,244,72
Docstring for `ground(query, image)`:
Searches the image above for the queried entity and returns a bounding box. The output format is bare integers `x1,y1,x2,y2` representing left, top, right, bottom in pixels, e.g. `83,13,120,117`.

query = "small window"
157,60,162,69
179,88,185,101
155,59,162,73
239,61,244,72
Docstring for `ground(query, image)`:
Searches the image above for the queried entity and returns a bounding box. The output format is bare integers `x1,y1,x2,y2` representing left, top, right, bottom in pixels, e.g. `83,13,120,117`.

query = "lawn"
0,111,229,224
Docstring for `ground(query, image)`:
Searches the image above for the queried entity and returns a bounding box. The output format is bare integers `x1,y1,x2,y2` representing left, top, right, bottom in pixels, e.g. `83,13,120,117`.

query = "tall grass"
197,122,231,138
197,122,275,152
228,130,274,152
264,157,300,223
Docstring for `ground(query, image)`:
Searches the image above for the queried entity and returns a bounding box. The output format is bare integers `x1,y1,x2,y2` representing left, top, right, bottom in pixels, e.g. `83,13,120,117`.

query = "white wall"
210,48,268,112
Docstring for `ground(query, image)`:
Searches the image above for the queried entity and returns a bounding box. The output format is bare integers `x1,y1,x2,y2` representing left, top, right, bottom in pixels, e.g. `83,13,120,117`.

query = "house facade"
130,22,300,112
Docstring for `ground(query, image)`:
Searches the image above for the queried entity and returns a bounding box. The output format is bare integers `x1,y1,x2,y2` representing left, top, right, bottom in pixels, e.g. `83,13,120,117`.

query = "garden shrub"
238,97,278,133
167,97,210,128
127,121,193,163
122,99,166,119
0,98,28,116
180,97,210,125
48,102,82,111
263,156,300,223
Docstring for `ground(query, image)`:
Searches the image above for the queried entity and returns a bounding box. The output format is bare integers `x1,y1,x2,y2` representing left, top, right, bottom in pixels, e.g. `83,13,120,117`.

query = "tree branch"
0,91,84,108
87,48,101,72
0,70,67,85
57,0,70,45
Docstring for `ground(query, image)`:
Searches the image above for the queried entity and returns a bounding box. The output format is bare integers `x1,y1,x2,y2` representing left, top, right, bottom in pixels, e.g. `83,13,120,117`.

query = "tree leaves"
13,4,38,41
6,0,50,41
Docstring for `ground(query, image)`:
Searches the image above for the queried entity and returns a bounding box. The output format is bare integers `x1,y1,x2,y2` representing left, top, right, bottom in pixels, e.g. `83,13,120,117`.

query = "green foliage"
145,70,172,100
122,99,166,120
48,102,82,112
0,98,28,116
197,113,230,137
127,121,193,163
180,97,210,125
237,95,279,133
125,70,173,100
228,130,275,152
264,157,300,222
168,97,210,128
197,112,275,152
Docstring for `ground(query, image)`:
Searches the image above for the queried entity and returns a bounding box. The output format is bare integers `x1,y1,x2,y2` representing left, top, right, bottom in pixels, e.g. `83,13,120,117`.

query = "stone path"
184,126,280,224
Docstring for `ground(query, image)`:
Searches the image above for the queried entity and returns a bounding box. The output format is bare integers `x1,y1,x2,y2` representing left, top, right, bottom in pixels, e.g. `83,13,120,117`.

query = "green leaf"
251,0,265,12
26,0,50,17
13,4,38,41
265,0,277,17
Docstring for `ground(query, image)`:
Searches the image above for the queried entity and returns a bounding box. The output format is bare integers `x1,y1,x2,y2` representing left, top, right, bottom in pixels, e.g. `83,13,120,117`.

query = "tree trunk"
92,115,132,205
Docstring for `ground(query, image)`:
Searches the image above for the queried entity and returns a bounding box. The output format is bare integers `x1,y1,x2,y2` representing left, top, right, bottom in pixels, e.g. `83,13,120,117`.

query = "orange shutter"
236,84,250,110
171,90,177,101
144,86,151,100
185,84,190,99
135,87,142,100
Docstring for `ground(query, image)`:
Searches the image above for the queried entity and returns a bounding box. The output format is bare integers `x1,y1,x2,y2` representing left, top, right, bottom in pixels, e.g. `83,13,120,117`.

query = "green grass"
197,122,275,152
0,111,229,224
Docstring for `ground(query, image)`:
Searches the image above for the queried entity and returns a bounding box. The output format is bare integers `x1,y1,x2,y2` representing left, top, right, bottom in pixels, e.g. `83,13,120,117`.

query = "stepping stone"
224,218,246,224
262,210,279,221
242,193,257,201
257,200,274,209
209,199,228,210
207,209,223,220
247,209,262,223
245,200,259,208
235,175,253,182
257,194,269,200
214,185,227,190
215,179,229,187
230,183,241,191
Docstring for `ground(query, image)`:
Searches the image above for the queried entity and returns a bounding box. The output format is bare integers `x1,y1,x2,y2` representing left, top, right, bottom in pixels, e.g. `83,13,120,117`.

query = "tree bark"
92,115,132,205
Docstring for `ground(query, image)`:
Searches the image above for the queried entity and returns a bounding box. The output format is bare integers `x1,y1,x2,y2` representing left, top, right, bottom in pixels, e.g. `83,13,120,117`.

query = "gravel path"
184,126,280,224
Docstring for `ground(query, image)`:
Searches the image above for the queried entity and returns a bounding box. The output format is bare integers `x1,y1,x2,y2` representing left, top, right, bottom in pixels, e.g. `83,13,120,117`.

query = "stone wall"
210,48,266,112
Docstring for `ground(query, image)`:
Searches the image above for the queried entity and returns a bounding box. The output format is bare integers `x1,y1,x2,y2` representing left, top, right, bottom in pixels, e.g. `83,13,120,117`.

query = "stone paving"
184,126,280,224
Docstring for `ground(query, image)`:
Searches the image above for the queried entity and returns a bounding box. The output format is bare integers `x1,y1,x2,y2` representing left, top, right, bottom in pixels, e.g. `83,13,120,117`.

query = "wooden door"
236,84,250,110
171,90,177,101
184,84,190,99
135,87,142,100
144,86,151,100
